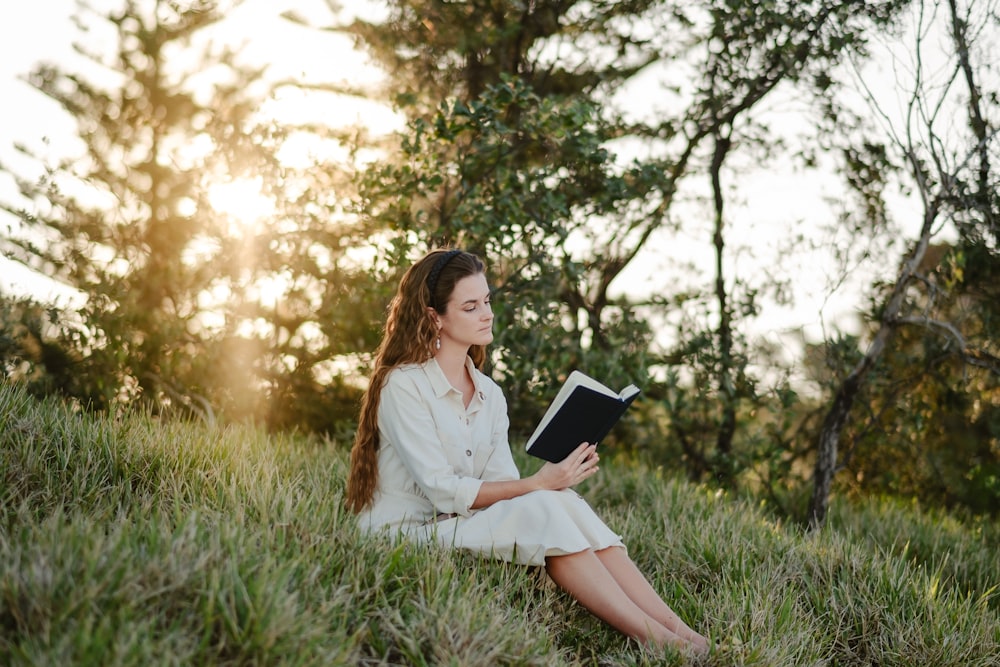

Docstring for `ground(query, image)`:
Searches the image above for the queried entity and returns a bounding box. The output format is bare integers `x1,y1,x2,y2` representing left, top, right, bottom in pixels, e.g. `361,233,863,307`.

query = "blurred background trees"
1,0,997,524
2,0,264,419
0,0,380,431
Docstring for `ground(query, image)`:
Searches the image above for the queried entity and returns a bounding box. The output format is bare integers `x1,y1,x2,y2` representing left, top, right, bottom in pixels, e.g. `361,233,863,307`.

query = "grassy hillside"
1,382,998,666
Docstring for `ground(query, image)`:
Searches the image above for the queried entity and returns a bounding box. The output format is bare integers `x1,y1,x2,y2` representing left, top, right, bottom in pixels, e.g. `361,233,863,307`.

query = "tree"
808,0,1000,527
346,0,913,478
2,0,259,415
653,0,909,484
344,0,673,111
853,244,1000,513
0,1,385,431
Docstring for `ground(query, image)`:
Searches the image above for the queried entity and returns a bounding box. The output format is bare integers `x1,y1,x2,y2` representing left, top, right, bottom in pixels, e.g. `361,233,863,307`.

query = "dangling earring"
435,334,441,350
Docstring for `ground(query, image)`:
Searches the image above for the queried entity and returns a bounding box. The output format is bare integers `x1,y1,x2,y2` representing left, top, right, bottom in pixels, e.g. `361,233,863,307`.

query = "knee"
544,547,591,572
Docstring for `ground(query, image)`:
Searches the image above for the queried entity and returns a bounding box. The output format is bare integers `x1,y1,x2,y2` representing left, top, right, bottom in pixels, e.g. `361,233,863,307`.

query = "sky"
0,0,935,370
0,2,80,302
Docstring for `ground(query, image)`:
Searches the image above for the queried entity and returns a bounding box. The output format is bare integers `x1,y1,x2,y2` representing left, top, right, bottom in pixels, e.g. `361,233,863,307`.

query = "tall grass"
2,382,998,666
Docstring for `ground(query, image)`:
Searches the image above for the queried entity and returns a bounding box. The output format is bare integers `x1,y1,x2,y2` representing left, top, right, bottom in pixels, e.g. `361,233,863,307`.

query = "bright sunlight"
207,176,275,227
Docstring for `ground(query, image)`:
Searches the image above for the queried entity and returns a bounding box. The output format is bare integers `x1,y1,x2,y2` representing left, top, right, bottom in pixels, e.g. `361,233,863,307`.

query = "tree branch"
893,314,1000,375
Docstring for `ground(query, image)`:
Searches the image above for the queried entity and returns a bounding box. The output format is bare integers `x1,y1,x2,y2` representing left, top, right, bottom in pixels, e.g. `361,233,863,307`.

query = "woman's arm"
471,442,599,509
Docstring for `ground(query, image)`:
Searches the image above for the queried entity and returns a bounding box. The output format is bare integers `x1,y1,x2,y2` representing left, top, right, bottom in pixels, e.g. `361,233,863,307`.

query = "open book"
525,370,640,463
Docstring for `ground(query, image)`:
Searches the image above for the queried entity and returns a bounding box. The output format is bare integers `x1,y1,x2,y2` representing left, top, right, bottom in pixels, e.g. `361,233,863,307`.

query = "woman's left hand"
531,442,600,491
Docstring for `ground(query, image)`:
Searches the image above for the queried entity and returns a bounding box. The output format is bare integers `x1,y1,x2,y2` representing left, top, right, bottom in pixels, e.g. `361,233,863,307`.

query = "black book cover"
525,372,640,463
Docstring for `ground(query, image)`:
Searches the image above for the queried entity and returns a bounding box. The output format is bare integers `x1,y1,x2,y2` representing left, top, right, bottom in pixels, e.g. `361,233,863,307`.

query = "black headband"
426,249,463,308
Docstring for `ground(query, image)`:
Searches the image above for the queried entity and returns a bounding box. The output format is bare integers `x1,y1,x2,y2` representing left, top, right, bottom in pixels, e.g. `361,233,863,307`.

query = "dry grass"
2,383,998,665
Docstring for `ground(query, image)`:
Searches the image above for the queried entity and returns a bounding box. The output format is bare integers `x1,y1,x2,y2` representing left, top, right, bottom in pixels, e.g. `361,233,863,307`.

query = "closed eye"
464,298,491,312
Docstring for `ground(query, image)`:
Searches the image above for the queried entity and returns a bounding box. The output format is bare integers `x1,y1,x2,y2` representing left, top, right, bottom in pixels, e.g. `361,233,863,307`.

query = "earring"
435,335,441,350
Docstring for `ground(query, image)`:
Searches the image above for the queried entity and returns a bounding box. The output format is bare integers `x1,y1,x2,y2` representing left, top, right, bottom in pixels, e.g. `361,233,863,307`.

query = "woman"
346,248,708,654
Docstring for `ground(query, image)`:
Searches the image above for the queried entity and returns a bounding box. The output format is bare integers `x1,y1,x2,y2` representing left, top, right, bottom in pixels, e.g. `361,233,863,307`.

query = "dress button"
465,449,472,457
465,418,469,425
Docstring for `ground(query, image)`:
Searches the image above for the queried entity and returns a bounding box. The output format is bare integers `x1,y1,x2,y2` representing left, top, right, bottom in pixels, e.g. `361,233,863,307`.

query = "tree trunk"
808,203,937,529
710,131,736,484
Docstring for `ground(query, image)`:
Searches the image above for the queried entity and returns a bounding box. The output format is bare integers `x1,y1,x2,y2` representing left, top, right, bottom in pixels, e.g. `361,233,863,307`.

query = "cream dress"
357,357,623,566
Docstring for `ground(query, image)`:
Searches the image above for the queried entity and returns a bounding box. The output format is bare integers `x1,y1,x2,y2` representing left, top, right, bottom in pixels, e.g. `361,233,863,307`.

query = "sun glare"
207,177,275,226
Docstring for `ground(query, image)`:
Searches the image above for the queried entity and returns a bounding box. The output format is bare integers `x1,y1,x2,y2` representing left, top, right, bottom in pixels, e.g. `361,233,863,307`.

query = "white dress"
357,357,624,566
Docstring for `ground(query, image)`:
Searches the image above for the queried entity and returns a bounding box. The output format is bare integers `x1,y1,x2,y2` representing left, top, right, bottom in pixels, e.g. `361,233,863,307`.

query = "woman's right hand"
532,442,600,491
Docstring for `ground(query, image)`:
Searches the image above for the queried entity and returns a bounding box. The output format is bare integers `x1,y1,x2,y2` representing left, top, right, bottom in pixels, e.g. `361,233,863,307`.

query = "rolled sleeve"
378,372,483,515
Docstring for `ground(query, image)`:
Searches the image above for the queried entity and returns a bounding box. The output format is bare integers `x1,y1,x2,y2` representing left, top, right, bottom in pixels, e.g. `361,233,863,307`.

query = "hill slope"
1,383,998,665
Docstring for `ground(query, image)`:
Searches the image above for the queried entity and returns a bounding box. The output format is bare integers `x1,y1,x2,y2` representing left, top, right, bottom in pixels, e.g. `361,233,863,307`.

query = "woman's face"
436,272,494,349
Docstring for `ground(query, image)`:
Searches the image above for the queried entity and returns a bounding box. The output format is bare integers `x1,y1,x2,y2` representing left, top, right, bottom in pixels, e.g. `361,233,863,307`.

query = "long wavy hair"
346,249,488,513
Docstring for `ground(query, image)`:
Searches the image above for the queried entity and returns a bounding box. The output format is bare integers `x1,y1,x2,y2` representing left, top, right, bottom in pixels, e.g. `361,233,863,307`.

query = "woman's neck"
434,347,467,378
434,348,473,398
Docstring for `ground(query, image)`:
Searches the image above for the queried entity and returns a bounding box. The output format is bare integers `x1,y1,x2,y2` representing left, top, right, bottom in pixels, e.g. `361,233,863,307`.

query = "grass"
1,382,999,666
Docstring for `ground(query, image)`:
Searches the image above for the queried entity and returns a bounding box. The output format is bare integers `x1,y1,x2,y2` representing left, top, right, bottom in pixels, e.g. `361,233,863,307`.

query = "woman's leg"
594,546,709,652
545,549,689,650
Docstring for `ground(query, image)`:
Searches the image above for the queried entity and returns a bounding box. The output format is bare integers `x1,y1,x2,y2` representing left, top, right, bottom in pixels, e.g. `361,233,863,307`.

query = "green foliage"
2,383,1000,665
349,0,952,519
815,242,1000,516
348,0,680,111
0,297,96,406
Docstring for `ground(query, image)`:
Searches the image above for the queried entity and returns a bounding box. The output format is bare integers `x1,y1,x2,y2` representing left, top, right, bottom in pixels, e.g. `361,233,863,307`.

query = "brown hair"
345,248,487,513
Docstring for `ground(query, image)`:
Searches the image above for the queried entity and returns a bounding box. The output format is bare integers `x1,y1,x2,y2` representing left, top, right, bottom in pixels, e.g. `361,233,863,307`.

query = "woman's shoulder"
378,364,435,409
384,360,450,394
384,362,426,386
388,362,424,376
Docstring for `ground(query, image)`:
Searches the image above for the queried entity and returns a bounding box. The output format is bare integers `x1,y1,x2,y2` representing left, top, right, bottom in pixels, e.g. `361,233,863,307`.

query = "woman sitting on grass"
346,248,708,654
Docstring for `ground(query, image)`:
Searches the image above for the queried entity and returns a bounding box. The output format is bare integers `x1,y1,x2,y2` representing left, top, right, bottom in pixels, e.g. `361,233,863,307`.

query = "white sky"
0,0,945,373
0,2,80,303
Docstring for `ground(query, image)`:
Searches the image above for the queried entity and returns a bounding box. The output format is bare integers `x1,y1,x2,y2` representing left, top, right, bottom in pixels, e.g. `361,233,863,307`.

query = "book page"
564,370,616,398
565,371,639,401
618,384,640,400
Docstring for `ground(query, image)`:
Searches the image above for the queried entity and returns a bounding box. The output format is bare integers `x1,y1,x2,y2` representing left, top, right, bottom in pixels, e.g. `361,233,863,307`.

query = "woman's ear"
426,306,440,328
